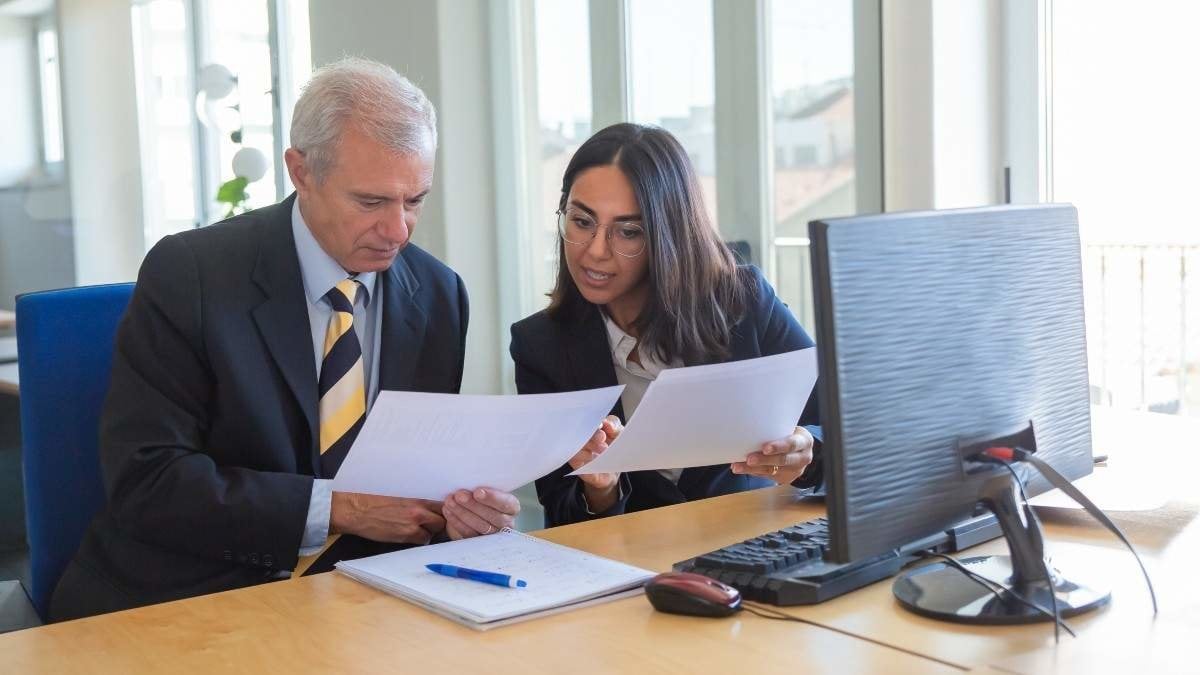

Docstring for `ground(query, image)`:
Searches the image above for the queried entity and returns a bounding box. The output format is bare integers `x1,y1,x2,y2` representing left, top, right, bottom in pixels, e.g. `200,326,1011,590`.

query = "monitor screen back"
809,204,1094,563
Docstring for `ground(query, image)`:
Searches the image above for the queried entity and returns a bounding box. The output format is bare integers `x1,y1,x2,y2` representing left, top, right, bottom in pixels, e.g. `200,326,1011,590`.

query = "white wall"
930,0,1002,208
59,0,144,284
309,0,504,395
883,0,1003,211
435,1,500,396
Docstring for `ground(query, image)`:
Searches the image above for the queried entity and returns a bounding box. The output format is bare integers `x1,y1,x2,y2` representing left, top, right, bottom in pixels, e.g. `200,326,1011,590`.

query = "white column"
713,0,771,269
60,0,145,284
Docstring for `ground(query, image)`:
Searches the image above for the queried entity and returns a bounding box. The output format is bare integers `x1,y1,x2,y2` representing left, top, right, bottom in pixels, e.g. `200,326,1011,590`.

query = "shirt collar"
602,312,679,376
291,199,376,307
603,312,639,368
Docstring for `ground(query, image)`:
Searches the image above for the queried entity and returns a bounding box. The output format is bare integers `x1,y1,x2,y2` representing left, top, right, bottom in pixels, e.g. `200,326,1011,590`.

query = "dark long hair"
547,123,748,364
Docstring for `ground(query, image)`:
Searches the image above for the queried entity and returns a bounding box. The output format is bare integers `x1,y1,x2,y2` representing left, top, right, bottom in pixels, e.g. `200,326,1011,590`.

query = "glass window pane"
37,26,64,165
131,0,199,245
532,0,592,313
201,0,279,215
628,0,718,226
770,1,856,231
1050,1,1200,416
769,0,856,330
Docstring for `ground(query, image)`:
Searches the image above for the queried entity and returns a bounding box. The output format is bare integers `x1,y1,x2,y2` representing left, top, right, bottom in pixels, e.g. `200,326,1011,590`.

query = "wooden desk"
0,409,1192,673
759,408,1200,673
0,490,952,674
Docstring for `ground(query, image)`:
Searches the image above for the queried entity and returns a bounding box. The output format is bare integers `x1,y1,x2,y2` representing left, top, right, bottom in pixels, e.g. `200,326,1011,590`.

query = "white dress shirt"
603,314,686,484
291,200,385,560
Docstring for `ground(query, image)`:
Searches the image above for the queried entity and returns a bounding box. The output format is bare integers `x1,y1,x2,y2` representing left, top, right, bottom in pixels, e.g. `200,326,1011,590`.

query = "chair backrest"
16,283,134,620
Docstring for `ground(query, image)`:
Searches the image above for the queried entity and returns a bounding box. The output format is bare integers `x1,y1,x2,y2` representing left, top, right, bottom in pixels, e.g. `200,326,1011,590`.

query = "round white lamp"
197,64,237,100
232,147,269,183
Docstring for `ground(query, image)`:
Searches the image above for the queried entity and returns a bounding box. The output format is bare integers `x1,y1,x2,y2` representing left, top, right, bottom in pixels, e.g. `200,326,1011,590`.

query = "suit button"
223,550,233,561
263,554,274,568
250,553,259,565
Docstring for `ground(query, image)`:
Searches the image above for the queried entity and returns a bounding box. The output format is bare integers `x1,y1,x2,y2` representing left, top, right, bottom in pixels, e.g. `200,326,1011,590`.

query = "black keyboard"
674,513,1002,605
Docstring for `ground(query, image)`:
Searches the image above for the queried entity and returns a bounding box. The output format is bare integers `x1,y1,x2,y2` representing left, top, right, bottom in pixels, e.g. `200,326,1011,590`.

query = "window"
769,0,859,331
628,0,718,225
1046,1,1200,416
36,20,64,167
528,0,592,314
196,0,279,213
132,0,309,247
131,0,200,243
770,0,856,238
500,0,879,337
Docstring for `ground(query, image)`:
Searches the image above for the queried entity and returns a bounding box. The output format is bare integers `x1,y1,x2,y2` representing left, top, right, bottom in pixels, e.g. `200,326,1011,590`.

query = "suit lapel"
564,307,626,420
378,253,428,391
250,195,320,461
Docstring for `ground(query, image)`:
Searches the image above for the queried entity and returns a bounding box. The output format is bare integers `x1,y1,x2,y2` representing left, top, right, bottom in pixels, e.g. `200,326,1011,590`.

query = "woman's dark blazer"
509,266,822,527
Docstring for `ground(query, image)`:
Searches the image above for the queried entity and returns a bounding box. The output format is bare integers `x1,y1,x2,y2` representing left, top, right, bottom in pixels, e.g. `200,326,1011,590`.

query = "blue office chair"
16,283,134,621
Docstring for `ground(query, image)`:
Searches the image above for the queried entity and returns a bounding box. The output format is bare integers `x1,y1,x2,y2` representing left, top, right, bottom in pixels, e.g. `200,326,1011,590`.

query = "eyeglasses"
557,207,647,258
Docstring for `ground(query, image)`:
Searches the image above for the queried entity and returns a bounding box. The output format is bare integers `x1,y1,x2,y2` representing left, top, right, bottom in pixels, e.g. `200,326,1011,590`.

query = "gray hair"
290,57,438,182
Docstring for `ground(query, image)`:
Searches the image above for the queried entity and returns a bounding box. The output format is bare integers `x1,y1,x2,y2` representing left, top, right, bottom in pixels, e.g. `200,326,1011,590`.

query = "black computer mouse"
644,572,743,618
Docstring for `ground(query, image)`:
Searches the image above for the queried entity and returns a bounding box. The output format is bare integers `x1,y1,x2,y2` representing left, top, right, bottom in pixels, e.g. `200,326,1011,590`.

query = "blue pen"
426,563,528,588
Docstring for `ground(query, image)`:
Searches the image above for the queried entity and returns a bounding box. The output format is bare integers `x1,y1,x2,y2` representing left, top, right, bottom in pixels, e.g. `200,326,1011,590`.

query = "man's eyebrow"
350,187,432,202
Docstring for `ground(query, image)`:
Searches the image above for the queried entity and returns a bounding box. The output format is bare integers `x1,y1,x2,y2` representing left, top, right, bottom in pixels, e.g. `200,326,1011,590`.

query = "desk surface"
1,409,1195,674
2,490,954,675
760,407,1200,673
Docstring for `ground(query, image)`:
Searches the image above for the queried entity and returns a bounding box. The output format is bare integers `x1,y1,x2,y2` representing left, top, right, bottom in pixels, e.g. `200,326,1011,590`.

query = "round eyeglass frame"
556,209,647,258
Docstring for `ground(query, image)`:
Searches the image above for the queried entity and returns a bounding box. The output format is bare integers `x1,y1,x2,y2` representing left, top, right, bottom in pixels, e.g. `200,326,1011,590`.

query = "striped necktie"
318,278,366,476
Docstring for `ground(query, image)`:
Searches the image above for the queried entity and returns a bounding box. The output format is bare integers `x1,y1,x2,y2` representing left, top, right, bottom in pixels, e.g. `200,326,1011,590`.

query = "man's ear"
284,148,310,196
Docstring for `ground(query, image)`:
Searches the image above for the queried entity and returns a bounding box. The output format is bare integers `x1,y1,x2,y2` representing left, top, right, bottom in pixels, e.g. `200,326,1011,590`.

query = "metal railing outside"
773,238,1198,417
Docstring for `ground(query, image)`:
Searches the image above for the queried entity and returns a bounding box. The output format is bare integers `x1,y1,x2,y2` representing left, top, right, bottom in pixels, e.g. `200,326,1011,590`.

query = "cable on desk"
741,602,969,671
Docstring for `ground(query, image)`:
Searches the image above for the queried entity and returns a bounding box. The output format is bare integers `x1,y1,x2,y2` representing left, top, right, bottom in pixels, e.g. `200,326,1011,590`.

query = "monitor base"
893,554,1110,624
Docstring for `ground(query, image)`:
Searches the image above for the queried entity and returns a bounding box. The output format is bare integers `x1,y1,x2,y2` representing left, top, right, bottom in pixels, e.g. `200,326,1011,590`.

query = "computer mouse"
644,571,743,618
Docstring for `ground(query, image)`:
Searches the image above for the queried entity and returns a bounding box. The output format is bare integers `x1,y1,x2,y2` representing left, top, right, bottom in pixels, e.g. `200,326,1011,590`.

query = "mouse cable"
740,602,964,670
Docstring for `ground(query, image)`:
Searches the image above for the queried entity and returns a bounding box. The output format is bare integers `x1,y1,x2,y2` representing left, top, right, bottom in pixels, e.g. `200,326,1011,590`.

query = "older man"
50,58,518,621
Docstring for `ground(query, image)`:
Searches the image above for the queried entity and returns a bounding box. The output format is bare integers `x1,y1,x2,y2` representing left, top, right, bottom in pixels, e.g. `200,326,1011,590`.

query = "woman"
510,123,821,527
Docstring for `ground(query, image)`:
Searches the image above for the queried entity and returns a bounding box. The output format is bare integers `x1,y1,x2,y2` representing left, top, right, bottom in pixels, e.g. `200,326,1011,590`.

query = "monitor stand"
892,472,1110,624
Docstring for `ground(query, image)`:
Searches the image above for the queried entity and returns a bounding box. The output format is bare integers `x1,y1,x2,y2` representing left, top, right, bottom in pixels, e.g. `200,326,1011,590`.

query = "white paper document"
571,348,818,475
333,387,623,500
336,528,654,630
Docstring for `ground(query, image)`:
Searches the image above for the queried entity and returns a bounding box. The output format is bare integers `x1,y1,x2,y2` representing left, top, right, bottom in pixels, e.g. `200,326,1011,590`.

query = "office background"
1,0,1197,608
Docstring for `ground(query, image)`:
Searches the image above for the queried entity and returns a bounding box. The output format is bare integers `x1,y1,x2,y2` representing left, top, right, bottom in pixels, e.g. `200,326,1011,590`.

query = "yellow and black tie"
318,278,366,476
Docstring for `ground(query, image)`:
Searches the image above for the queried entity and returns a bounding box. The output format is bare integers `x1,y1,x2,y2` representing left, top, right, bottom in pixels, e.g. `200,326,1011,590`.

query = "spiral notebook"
335,529,655,630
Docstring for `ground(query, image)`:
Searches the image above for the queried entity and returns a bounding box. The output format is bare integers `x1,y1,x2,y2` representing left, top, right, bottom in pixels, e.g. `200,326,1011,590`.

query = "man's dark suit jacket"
510,266,821,528
50,195,468,621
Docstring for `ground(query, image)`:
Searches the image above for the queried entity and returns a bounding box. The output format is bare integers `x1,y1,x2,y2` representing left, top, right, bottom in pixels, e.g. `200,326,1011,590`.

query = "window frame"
489,0,883,386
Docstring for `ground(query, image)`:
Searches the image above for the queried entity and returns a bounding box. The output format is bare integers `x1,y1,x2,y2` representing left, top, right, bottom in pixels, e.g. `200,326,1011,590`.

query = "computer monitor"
809,203,1109,623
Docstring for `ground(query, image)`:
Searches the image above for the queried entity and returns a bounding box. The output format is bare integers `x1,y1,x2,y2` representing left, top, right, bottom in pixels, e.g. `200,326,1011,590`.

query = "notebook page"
336,530,655,625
